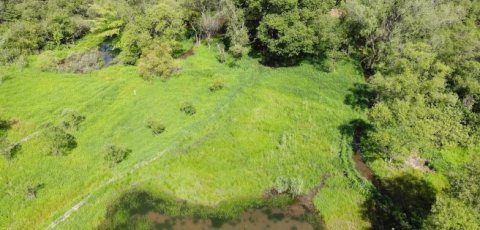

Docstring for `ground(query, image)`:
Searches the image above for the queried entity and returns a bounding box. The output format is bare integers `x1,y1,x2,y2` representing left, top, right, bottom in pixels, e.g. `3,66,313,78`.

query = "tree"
183,0,224,46
221,0,249,57
424,196,480,230
344,0,463,75
425,158,480,229
366,43,469,161
257,11,315,58
239,0,337,63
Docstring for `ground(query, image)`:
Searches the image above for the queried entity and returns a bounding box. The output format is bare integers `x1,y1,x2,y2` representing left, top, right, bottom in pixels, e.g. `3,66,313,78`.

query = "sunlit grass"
0,43,368,229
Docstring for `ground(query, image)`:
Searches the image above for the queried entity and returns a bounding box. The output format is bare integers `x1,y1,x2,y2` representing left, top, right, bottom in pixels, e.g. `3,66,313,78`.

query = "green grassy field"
0,43,369,229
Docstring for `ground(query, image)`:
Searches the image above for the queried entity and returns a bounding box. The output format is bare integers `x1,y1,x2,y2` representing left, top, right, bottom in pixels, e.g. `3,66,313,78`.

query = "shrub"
15,55,28,69
45,125,77,156
216,44,227,63
104,144,131,166
147,120,166,135
229,44,248,58
54,49,105,73
138,42,177,81
272,177,304,197
180,102,196,116
25,183,44,200
209,81,224,92
60,109,86,131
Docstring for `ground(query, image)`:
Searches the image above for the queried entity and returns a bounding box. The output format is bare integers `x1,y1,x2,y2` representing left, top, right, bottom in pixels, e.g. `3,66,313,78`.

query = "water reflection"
98,42,116,66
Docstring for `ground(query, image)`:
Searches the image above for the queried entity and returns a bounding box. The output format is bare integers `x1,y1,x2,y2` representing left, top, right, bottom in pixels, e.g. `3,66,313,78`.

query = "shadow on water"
362,175,436,230
97,190,325,230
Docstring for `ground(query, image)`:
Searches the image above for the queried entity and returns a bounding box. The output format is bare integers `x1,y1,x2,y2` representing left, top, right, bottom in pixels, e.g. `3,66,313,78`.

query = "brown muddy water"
145,206,318,230
99,189,325,230
352,126,374,182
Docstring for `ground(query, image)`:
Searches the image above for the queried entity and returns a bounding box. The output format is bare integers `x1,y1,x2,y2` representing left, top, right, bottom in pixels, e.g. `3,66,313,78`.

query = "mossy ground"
0,41,369,229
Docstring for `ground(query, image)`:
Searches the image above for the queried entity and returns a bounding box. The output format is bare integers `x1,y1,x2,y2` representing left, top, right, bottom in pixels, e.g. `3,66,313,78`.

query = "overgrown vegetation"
52,50,105,73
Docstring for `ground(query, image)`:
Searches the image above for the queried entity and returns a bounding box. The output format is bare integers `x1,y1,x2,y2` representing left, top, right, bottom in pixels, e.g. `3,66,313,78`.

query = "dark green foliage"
447,159,480,212
180,102,196,116
147,120,166,135
45,125,77,156
257,11,315,58
104,144,130,166
424,158,480,229
60,109,86,131
240,0,338,63
424,196,480,230
363,174,436,230
0,0,92,64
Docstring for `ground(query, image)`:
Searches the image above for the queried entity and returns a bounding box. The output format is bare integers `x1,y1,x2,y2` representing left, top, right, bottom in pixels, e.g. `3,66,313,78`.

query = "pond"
98,42,116,66
98,190,325,230
145,206,318,230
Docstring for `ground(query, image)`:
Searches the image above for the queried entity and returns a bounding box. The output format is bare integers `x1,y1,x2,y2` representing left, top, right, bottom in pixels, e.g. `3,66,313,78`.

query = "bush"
229,44,248,58
25,183,44,200
60,109,86,131
147,120,166,135
209,81,224,92
104,144,131,166
180,102,196,116
272,177,304,197
138,42,178,81
54,49,105,73
45,125,77,156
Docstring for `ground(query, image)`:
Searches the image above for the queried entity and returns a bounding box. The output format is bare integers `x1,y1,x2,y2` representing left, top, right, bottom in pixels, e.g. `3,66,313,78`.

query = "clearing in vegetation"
0,44,368,229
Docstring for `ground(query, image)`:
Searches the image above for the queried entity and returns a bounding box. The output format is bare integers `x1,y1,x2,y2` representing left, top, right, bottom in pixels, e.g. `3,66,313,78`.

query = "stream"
352,127,375,182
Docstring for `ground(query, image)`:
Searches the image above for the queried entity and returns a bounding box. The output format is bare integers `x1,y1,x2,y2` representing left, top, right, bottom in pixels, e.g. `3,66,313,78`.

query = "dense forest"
1,0,480,229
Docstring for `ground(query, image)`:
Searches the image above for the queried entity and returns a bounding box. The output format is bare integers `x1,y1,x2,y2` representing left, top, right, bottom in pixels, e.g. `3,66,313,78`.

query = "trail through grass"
0,45,369,229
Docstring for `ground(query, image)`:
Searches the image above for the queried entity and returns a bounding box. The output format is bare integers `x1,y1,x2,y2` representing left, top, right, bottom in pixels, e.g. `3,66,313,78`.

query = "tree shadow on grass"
363,174,436,230
344,83,375,111
96,190,231,230
338,119,374,159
